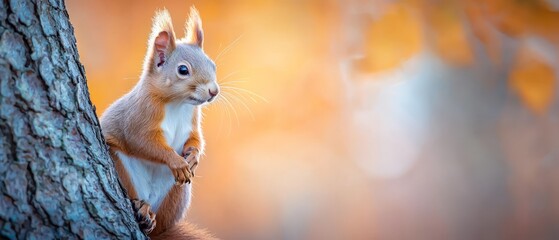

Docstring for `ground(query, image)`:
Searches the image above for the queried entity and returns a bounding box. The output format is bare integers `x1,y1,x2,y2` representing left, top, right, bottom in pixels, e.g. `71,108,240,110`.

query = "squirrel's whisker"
215,96,232,136
222,91,255,120
220,80,247,84
221,87,257,103
219,79,249,86
218,71,241,83
221,88,260,115
220,86,268,103
215,34,244,63
212,97,227,135
223,97,234,136
219,94,240,127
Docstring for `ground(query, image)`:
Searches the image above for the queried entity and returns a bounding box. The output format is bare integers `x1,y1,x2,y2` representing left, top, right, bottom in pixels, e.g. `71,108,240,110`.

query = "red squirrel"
100,7,218,239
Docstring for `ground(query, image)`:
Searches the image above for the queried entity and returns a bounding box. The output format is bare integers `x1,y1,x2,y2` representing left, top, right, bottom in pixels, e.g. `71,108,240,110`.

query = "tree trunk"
0,0,145,239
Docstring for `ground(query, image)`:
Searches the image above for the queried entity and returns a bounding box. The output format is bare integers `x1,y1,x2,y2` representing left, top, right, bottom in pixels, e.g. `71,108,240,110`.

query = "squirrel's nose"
209,88,218,97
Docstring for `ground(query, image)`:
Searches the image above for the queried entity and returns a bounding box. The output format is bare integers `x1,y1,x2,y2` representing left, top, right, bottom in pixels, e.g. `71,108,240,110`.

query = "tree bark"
0,0,145,239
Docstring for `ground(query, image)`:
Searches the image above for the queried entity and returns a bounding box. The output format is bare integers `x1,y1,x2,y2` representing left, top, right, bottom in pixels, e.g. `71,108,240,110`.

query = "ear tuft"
185,6,203,48
152,9,174,38
146,9,176,71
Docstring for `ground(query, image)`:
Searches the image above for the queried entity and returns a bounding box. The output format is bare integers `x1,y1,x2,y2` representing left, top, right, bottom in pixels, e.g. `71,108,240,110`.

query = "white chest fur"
160,102,194,152
118,102,194,212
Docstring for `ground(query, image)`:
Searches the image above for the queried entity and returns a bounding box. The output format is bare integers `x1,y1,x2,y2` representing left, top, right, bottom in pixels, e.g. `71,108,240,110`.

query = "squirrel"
100,7,218,239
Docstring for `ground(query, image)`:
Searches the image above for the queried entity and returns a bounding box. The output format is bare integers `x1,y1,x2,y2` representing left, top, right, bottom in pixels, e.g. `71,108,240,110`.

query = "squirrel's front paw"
182,146,200,176
169,160,192,185
132,199,156,235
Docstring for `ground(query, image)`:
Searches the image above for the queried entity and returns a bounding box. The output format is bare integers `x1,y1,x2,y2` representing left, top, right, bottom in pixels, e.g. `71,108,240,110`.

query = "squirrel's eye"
177,65,189,76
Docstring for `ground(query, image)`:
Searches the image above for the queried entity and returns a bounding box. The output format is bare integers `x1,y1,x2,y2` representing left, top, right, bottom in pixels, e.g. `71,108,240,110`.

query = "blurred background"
67,0,559,239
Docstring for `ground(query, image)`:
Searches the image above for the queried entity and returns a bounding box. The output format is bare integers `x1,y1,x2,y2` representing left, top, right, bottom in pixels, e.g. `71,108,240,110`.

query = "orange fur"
100,7,217,239
183,106,204,173
152,221,217,240
110,149,138,199
103,91,189,170
151,107,203,236
151,185,189,236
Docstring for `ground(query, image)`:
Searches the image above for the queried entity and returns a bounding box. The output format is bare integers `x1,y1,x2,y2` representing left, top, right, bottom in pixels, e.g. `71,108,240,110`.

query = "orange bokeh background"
67,1,559,239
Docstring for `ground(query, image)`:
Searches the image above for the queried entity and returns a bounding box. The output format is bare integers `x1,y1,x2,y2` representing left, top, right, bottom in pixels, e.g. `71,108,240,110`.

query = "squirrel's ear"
147,9,176,71
185,6,203,48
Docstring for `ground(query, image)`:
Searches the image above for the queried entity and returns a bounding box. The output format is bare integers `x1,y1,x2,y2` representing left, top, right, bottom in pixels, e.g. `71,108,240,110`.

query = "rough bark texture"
0,0,145,239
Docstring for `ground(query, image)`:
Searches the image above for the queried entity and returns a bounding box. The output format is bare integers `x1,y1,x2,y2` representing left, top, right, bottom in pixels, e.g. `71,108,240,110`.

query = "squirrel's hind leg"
132,199,157,234
109,149,156,234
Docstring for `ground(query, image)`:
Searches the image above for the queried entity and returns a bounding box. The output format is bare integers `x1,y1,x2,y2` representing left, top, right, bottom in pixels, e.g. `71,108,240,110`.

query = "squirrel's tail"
150,221,218,240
